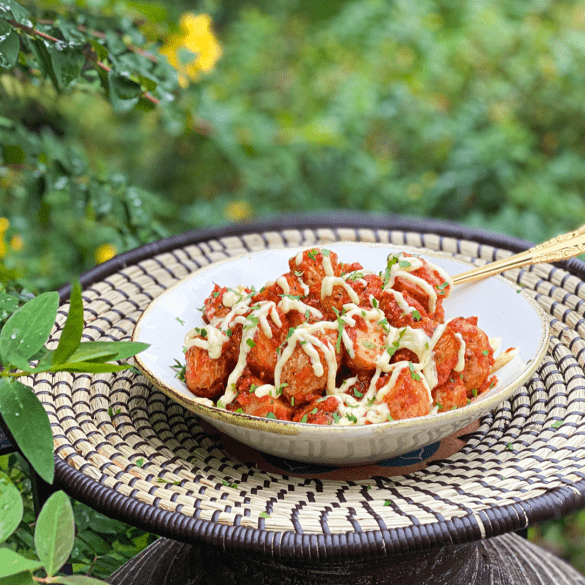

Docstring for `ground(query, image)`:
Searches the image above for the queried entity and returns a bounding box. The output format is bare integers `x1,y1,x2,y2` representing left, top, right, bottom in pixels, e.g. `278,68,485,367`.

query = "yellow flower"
10,235,23,251
160,13,222,88
0,217,9,233
95,243,118,264
224,200,253,222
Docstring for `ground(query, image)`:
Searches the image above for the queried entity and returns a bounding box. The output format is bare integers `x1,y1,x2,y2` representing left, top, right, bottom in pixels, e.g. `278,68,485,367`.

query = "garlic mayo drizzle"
204,248,463,423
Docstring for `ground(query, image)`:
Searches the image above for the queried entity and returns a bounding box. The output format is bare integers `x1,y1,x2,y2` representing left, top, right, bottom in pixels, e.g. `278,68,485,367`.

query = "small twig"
7,18,159,106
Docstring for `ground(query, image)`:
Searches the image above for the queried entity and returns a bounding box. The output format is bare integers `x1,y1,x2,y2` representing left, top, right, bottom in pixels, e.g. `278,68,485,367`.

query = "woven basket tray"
35,213,585,558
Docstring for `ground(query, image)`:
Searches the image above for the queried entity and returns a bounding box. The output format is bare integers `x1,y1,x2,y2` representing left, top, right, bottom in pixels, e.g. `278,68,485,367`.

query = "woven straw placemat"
32,216,585,557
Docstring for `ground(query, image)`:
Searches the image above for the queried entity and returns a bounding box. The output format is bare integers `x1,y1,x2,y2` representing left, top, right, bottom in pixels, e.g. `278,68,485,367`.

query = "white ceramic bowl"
132,243,549,466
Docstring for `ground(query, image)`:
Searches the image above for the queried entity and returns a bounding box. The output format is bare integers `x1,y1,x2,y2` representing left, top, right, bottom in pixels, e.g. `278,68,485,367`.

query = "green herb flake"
311,408,318,414
249,384,258,394
506,442,514,450
354,389,363,398
175,316,185,325
300,414,308,424
412,310,421,321
136,458,144,467
346,413,358,423
213,292,220,298
307,249,318,260
398,260,411,269
472,389,478,397
332,412,341,423
321,249,331,257
266,412,277,419
295,270,304,277
384,500,392,506
246,338,256,349
259,511,271,519
482,350,489,356
551,420,563,429
387,414,393,422
409,362,421,382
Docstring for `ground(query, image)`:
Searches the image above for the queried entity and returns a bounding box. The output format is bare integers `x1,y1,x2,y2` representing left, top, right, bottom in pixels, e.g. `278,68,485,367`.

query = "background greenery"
2,0,585,578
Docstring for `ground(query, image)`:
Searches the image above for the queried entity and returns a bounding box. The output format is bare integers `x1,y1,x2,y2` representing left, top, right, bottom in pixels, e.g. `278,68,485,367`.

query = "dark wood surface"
107,532,585,585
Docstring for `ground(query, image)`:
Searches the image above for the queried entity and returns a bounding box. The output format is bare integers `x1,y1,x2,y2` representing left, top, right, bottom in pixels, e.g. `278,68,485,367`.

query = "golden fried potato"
343,315,387,372
185,344,231,400
376,366,430,420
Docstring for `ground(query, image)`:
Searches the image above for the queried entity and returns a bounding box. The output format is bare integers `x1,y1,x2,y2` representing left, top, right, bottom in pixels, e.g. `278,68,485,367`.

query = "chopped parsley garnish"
171,359,186,382
362,341,376,350
551,420,563,429
175,316,185,325
311,408,318,414
226,328,233,337
354,389,363,398
246,338,256,348
506,442,514,450
332,412,341,423
300,414,308,423
213,291,220,298
346,413,358,423
387,414,393,422
321,249,331,257
372,297,379,309
412,310,422,321
295,270,304,277
287,327,295,339
281,294,301,300
266,412,277,419
409,361,421,381
305,309,311,319
482,350,489,356
259,511,271,518
249,384,258,393
398,260,411,269
333,307,345,352
200,328,208,338
136,458,144,467
472,389,478,397
384,500,392,506
235,408,244,413
436,403,443,410
291,397,295,406
308,249,318,260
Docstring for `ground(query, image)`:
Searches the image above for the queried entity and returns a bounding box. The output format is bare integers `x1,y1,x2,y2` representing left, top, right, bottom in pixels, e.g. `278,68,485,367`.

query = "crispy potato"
185,344,231,400
343,315,387,372
432,379,468,412
376,366,431,420
281,329,341,405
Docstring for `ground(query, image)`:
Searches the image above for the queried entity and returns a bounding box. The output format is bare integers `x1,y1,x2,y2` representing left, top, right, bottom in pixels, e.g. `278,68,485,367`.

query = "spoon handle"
452,224,585,286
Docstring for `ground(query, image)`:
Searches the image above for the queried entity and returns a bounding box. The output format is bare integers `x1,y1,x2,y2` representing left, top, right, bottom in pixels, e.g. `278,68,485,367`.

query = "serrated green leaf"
47,41,85,88
34,491,75,577
53,282,83,366
0,548,42,579
108,70,141,113
60,576,109,585
0,291,58,365
0,470,23,543
67,341,149,363
0,378,54,484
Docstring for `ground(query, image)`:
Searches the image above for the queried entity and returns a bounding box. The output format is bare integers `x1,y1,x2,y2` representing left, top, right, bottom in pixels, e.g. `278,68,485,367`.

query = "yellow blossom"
95,243,118,264
224,200,253,222
0,217,9,233
160,13,222,88
10,235,23,251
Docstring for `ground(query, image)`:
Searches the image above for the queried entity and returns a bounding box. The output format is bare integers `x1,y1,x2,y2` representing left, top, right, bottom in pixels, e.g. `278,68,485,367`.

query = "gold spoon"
452,224,585,286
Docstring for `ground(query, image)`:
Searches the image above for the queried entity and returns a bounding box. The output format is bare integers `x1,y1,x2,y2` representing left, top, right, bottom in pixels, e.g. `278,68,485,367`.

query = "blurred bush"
3,0,585,291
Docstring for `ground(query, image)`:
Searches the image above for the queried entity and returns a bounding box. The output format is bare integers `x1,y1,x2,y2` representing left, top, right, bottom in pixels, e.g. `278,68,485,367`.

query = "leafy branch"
0,0,178,113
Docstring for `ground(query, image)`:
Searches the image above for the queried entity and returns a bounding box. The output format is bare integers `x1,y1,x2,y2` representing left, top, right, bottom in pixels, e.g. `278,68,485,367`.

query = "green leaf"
47,41,85,88
52,282,83,366
0,470,23,543
0,291,59,365
0,571,37,584
0,19,20,69
2,144,25,165
0,293,19,322
48,361,129,374
67,341,149,363
59,576,108,585
34,491,75,577
0,379,54,484
0,548,42,579
107,70,141,113
30,38,60,90
0,1,30,24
